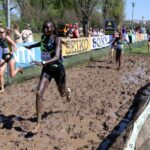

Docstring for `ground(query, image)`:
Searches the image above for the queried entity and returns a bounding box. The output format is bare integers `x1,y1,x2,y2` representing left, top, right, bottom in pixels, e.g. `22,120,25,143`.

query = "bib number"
117,44,123,49
41,52,51,61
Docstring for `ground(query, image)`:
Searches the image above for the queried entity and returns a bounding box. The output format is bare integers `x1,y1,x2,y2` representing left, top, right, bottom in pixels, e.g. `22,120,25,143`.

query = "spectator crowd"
0,22,34,44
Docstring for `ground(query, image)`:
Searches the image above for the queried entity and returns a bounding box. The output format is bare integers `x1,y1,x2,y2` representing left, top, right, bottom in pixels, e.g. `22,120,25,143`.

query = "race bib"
117,44,124,49
41,52,51,61
0,47,9,53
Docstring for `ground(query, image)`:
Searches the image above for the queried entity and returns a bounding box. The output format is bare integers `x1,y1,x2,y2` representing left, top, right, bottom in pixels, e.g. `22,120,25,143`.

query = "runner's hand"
24,46,30,49
5,53,12,61
5,55,10,60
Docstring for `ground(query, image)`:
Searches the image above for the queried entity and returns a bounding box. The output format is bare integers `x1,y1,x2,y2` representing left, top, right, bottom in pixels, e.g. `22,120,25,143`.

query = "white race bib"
41,52,51,61
116,44,124,49
0,47,9,53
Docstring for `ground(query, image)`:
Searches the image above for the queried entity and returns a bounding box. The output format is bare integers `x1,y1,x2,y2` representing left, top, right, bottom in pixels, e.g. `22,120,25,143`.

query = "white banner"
92,35,111,50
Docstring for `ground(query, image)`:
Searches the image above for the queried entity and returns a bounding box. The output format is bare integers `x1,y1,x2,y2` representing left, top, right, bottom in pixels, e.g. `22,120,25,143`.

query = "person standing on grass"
0,27,23,93
112,32,132,70
72,24,79,38
21,24,34,43
24,20,71,132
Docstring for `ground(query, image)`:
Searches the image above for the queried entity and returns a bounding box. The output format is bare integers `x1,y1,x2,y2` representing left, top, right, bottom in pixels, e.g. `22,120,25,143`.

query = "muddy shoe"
19,68,23,74
66,87,71,102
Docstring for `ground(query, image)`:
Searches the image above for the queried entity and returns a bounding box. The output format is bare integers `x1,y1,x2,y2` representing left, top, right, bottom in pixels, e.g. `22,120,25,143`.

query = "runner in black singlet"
25,20,71,131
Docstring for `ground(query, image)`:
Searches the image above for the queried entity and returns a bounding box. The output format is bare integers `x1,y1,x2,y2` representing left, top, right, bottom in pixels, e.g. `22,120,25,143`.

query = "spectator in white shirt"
21,24,34,43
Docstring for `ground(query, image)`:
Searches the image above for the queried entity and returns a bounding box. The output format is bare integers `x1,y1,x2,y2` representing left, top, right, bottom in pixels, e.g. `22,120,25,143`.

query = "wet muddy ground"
0,55,150,150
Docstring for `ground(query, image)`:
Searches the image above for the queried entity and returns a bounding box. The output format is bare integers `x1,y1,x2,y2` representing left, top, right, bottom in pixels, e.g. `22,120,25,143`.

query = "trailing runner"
110,30,119,60
112,32,132,70
25,20,71,132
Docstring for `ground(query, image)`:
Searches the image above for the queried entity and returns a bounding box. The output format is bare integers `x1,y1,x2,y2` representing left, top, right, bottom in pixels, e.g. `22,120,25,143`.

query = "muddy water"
0,55,150,150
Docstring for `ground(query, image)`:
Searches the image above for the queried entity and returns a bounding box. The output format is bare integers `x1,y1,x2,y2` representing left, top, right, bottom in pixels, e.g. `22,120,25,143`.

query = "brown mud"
0,55,150,150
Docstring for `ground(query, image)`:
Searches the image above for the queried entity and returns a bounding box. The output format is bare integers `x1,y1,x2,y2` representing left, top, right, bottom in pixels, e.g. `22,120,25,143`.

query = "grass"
64,47,110,68
125,41,150,55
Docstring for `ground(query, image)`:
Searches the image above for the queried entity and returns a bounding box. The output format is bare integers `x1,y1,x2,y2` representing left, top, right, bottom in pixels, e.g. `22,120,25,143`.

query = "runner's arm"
24,42,41,49
5,35,17,53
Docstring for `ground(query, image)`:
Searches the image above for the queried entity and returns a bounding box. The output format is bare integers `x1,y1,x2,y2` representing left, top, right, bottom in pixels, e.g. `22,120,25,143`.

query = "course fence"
124,90,150,150
13,33,147,67
5,32,147,84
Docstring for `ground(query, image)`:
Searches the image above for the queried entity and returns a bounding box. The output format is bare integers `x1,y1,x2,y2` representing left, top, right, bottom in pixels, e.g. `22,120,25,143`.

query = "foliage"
73,0,100,36
0,0,6,25
101,0,125,26
0,0,127,35
90,9,103,28
0,0,22,26
125,41,149,55
14,0,76,31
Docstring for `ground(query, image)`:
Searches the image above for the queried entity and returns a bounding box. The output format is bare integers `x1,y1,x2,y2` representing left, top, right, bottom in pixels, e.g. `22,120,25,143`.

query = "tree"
0,0,22,26
1,0,126,35
101,0,125,26
14,0,55,31
0,0,6,25
90,10,103,28
73,0,100,36
1,0,103,34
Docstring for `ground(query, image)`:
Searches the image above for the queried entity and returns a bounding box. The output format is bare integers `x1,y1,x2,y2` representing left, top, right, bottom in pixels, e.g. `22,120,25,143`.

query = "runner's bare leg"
33,75,50,132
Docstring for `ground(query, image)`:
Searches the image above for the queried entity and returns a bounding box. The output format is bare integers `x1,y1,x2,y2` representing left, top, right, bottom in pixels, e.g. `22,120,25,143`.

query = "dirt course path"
0,55,150,150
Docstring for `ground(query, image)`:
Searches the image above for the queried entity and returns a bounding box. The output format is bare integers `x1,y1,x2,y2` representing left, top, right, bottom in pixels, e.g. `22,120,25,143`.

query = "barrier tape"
123,96,150,150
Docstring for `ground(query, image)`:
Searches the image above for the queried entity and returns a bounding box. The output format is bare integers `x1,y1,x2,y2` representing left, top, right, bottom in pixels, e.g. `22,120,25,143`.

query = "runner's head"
42,20,56,36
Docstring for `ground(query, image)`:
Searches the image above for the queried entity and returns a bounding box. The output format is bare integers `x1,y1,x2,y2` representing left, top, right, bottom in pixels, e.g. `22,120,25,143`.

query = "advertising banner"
92,35,110,49
14,33,146,68
62,37,92,56
105,20,116,35
15,43,41,68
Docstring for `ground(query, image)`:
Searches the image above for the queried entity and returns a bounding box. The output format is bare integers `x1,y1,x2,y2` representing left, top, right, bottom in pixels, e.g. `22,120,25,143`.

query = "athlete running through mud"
112,32,132,70
25,20,71,132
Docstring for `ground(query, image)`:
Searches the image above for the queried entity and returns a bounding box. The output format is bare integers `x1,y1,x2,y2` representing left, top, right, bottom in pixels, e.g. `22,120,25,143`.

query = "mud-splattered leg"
33,74,50,133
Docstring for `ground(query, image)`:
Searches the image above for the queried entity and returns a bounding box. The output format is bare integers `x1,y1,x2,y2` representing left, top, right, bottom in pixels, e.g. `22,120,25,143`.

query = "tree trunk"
82,19,89,37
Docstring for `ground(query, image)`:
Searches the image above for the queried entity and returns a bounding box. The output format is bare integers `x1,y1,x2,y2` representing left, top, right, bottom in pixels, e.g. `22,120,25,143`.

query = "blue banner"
14,34,147,68
15,42,41,68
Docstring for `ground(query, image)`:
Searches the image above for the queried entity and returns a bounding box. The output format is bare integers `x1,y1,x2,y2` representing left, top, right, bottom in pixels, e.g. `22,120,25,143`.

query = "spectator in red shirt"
72,24,79,38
